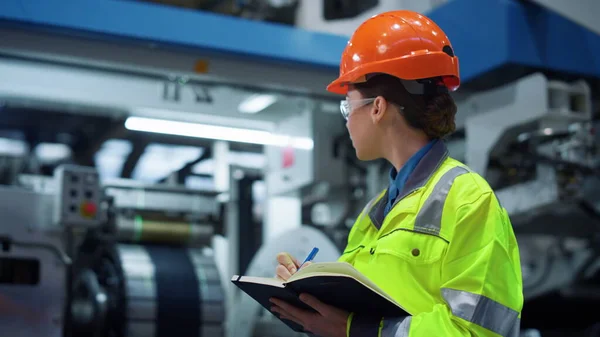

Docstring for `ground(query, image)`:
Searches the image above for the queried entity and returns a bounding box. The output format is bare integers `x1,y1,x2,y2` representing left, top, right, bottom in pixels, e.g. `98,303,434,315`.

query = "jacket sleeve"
347,190,524,337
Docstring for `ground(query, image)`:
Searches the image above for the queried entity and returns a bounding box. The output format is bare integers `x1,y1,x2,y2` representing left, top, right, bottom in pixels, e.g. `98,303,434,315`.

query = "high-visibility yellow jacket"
340,141,524,337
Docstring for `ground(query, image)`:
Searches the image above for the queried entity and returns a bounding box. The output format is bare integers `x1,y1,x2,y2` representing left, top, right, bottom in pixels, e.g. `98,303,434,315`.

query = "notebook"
231,261,408,332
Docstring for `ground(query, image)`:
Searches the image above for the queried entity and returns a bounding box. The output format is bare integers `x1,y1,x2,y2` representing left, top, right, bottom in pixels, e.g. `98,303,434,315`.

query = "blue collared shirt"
384,139,437,217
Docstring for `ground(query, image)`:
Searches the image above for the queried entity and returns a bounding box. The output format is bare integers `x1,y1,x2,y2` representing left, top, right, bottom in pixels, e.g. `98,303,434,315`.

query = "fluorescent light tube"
124,117,313,150
238,94,277,114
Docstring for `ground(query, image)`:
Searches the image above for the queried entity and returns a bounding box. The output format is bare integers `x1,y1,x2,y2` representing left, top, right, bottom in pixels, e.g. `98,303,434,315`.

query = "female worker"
269,9,524,337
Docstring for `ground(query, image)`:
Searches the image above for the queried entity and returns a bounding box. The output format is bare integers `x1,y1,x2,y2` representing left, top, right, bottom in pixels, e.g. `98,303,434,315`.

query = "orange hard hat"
326,10,460,95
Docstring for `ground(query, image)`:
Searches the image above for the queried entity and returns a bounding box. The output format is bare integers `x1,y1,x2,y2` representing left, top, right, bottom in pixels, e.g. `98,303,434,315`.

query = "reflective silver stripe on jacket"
381,317,411,337
413,166,469,236
359,191,383,224
442,288,520,337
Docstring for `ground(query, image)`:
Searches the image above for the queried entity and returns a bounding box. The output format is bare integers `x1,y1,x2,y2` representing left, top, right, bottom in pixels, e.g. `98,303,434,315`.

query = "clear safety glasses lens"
339,98,375,120
340,100,351,119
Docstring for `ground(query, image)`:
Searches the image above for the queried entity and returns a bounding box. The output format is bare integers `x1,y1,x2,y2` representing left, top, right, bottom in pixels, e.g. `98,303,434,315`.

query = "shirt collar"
368,140,449,227
388,139,438,187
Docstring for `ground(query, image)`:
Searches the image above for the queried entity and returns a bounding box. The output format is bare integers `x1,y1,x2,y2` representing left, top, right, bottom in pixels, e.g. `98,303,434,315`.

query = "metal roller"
117,244,225,337
70,241,225,337
116,215,213,246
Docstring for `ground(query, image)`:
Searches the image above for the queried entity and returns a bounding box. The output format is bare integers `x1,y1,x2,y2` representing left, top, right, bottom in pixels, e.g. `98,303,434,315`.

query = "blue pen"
299,247,319,269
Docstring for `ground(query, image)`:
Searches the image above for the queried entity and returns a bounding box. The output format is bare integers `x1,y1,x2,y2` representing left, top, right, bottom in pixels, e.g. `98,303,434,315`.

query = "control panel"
53,165,105,227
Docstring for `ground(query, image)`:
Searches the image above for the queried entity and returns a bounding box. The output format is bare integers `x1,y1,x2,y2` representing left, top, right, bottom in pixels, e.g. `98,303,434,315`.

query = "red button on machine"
80,202,97,218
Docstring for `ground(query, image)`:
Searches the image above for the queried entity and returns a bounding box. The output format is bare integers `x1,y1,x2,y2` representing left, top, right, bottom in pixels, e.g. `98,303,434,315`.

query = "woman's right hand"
275,252,300,281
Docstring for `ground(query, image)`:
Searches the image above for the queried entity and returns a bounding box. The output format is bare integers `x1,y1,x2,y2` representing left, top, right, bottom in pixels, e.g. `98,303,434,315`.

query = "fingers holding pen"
277,252,300,274
276,252,300,281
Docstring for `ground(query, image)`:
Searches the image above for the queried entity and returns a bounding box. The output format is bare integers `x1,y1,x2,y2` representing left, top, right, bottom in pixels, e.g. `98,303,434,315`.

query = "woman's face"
345,89,381,161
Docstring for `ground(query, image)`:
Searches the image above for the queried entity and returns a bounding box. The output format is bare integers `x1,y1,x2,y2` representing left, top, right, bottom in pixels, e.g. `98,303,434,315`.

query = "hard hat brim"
327,52,460,95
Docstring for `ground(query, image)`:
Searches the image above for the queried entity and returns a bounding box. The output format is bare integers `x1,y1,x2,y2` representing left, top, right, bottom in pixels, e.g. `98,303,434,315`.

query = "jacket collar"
368,140,449,229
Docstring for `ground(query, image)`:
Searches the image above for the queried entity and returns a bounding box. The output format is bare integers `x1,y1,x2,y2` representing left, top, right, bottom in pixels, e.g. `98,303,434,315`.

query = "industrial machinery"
0,165,226,337
462,73,600,334
463,72,600,299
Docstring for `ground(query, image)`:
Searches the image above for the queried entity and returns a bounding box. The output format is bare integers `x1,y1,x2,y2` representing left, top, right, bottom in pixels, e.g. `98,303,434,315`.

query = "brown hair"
352,74,457,139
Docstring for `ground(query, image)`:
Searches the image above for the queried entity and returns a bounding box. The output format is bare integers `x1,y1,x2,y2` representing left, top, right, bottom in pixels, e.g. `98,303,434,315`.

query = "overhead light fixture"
124,117,313,150
238,94,277,114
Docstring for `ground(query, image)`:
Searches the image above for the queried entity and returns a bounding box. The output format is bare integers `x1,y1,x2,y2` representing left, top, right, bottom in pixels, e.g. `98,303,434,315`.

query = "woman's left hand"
269,294,349,337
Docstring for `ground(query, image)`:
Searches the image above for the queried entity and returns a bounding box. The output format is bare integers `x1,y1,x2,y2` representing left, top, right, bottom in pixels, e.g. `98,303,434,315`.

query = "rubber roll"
116,215,212,246
145,245,201,337
130,215,192,243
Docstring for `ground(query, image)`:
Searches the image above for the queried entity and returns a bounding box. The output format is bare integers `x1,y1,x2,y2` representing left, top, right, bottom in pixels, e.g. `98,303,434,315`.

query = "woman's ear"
371,96,388,124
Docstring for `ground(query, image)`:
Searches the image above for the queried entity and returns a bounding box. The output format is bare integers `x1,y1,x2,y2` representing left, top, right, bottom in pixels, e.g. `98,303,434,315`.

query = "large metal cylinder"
117,244,225,337
71,240,225,337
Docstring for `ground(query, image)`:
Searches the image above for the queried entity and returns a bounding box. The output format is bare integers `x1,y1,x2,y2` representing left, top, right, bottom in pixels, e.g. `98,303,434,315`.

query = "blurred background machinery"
0,164,225,337
0,0,600,336
460,73,600,335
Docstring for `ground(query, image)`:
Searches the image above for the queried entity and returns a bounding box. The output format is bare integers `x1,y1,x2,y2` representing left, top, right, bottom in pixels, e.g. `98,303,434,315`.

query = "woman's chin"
355,148,376,161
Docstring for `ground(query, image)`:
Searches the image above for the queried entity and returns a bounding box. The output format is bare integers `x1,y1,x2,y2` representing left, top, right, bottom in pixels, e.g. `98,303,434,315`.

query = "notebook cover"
231,278,316,332
286,275,407,317
232,274,407,332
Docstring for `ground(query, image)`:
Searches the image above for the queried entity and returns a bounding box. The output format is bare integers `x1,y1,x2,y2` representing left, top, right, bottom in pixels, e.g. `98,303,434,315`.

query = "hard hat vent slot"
442,45,454,57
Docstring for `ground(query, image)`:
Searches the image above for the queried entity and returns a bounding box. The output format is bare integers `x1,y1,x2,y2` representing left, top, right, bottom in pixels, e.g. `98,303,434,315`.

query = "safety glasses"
340,98,376,120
